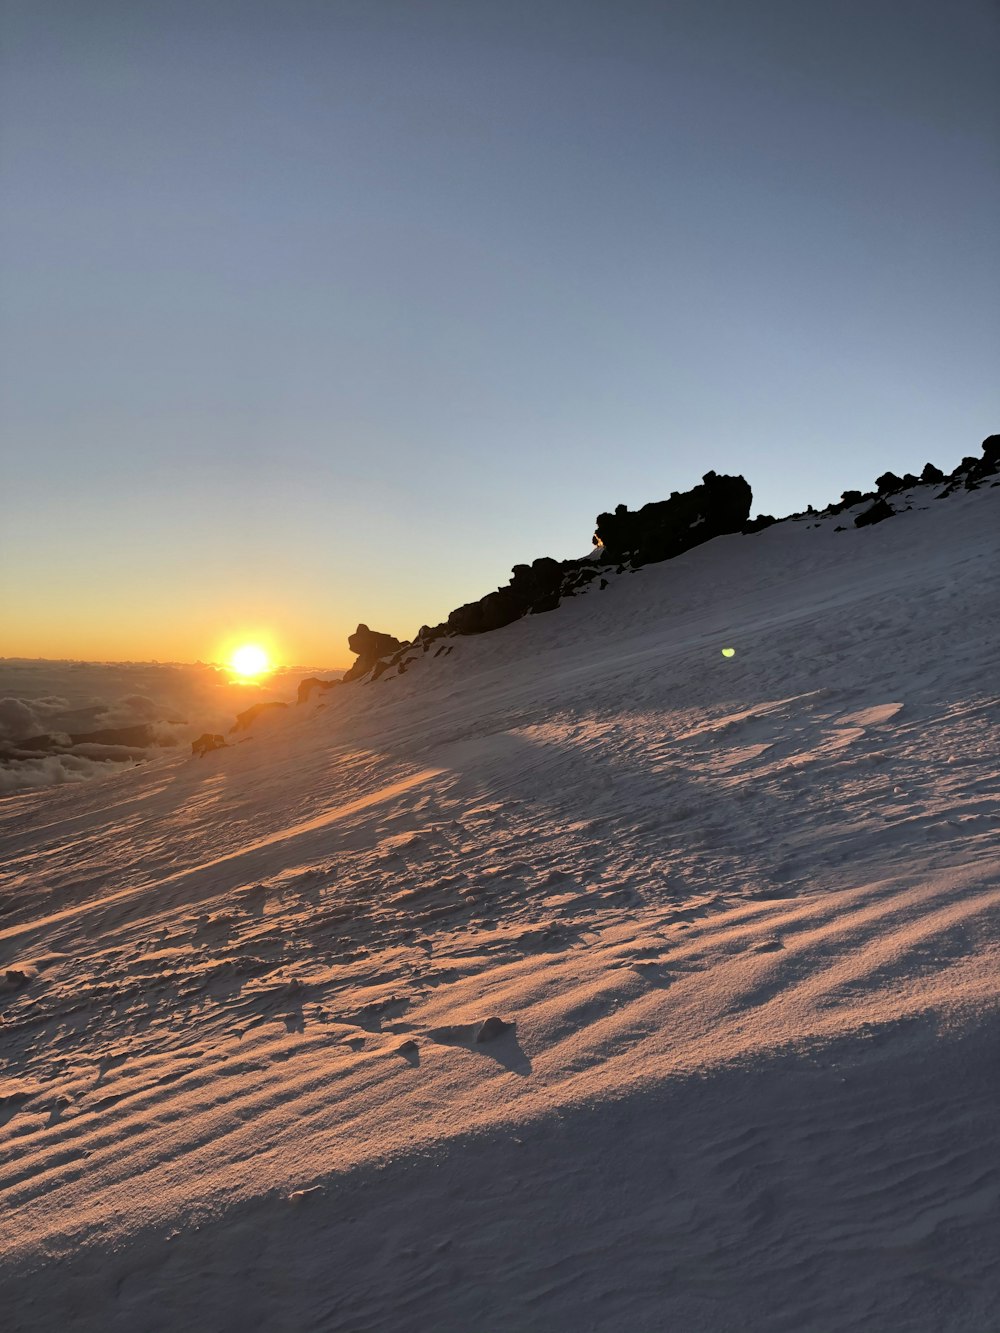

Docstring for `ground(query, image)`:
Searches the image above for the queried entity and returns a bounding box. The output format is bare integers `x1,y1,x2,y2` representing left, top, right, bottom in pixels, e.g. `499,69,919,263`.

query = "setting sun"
229,643,271,678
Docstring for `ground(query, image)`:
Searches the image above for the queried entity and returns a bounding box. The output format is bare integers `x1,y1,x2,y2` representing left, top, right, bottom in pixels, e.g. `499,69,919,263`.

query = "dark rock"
343,624,405,681
840,490,865,507
297,677,342,704
1,966,36,992
855,497,895,528
446,556,571,636
937,440,1000,496
873,470,919,496
963,435,1000,487
875,471,905,495
594,471,752,564
192,733,227,757
476,1016,512,1043
742,513,776,534
920,463,944,484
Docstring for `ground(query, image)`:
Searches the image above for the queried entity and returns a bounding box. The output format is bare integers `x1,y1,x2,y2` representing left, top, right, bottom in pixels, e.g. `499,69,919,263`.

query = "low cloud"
0,659,326,797
0,697,41,740
0,753,138,795
94,694,162,726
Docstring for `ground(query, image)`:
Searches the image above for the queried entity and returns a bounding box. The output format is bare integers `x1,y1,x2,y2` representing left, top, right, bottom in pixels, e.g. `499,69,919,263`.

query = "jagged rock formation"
309,436,996,697
428,471,754,639
869,438,1000,502
442,557,602,636
342,626,404,682
593,471,753,565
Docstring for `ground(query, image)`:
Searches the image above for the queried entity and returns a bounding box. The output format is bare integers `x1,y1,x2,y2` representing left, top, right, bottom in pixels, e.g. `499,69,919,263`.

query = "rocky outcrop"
329,435,996,678
593,471,752,566
875,471,919,496
230,701,288,733
965,434,1000,488
343,625,404,682
742,513,777,534
934,436,1000,497
443,557,600,636
297,676,343,704
192,733,227,757
855,497,895,528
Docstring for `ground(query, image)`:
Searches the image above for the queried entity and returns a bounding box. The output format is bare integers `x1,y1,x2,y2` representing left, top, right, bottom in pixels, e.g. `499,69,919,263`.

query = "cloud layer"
0,660,325,796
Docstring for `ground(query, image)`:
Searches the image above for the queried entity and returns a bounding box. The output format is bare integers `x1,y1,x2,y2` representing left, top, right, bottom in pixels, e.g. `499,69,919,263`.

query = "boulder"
192,733,227,757
855,497,895,528
593,471,752,565
875,471,904,495
343,625,405,681
920,463,944,484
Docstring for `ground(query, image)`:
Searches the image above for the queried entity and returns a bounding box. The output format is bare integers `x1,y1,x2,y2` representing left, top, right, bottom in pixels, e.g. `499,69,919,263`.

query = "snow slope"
1,485,999,1331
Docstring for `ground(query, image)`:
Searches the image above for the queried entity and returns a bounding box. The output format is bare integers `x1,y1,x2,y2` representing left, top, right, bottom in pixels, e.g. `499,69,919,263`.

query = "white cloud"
0,660,310,795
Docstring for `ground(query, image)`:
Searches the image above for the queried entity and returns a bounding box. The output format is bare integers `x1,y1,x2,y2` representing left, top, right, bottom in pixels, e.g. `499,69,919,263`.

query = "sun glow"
230,643,271,678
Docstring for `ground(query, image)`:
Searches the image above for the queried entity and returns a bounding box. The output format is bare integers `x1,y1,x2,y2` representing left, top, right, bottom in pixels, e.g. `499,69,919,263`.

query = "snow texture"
1,483,998,1331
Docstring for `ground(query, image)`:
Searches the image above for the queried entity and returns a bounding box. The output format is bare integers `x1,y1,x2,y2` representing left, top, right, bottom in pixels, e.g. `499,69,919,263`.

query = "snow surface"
1,486,999,1331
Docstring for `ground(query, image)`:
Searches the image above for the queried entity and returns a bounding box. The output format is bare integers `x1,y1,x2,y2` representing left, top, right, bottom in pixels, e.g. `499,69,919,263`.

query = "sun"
229,643,271,678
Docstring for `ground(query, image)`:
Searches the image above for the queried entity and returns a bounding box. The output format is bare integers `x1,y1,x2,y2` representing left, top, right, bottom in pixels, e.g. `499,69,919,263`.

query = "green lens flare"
721,647,736,657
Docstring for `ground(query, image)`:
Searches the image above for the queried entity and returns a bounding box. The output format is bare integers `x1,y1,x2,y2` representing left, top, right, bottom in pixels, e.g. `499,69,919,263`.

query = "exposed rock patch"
594,470,752,566
855,497,895,528
192,733,227,757
342,626,405,682
297,677,343,704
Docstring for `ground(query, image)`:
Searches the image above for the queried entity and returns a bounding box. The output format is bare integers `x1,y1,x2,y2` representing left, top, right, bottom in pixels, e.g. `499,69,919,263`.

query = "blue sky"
2,0,997,664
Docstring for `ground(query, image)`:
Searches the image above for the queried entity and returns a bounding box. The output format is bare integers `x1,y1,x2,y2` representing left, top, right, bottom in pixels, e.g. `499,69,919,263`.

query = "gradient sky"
2,0,998,667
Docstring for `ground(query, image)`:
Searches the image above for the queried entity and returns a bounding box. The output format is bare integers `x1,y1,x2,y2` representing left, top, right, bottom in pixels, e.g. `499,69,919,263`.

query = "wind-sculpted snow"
0,484,998,1331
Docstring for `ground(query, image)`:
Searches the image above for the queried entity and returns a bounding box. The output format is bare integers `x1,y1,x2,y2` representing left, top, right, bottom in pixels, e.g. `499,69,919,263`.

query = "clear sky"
2,0,998,666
